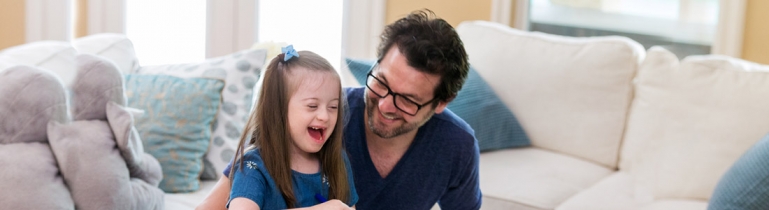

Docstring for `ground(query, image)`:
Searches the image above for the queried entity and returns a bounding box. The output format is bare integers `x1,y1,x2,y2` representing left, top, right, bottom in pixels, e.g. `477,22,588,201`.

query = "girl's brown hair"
228,51,350,208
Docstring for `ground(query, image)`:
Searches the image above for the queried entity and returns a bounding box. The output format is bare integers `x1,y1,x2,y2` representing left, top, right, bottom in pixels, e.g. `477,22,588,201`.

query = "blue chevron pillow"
709,133,769,210
345,58,530,151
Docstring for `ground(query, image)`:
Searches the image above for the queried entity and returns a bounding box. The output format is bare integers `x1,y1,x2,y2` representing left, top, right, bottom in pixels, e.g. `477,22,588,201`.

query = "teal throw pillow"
345,59,530,151
125,74,224,193
708,133,769,210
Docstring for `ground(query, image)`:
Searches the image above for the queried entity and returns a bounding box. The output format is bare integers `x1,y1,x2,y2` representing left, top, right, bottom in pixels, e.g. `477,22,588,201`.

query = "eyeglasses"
365,70,436,116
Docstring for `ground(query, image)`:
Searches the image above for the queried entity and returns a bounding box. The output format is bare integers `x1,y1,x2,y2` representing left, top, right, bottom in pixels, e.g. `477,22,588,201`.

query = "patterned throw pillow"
345,58,530,151
137,49,267,180
125,74,224,193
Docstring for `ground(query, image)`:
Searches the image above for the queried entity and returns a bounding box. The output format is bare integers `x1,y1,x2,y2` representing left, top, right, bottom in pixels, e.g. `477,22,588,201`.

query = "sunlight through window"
126,0,206,66
258,0,344,71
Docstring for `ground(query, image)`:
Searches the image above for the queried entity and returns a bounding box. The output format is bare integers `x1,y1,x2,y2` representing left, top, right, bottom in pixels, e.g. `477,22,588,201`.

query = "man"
197,9,481,210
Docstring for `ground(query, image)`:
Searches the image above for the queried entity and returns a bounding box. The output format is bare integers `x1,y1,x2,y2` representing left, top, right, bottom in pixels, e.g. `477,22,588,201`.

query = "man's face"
365,46,449,139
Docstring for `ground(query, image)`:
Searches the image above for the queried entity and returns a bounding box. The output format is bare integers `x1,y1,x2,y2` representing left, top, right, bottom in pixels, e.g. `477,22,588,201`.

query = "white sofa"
457,21,769,210
3,21,769,210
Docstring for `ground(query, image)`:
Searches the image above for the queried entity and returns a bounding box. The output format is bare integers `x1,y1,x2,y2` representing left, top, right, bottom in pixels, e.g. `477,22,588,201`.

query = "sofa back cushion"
456,21,644,168
73,33,140,74
0,41,77,86
620,47,769,200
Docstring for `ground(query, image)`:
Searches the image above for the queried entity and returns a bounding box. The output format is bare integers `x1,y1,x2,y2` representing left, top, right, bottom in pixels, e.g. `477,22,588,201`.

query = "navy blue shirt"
227,149,358,208
343,87,481,210
226,87,482,209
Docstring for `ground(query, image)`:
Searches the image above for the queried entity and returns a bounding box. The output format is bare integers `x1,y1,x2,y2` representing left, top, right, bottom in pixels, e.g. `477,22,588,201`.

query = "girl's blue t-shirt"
227,149,358,209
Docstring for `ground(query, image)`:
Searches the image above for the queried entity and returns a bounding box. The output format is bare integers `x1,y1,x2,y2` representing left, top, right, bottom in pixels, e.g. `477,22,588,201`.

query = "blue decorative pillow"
124,74,224,193
345,59,530,151
708,134,769,210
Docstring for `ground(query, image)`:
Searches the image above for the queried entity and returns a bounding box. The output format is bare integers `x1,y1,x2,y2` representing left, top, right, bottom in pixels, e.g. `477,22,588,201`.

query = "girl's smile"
287,68,340,155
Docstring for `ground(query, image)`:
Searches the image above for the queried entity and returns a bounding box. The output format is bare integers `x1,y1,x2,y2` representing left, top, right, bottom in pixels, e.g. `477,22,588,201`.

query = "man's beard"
365,93,433,139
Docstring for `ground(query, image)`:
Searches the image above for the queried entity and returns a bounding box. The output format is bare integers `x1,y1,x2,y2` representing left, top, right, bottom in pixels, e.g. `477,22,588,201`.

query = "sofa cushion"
345,58,530,151
73,33,140,74
557,172,708,210
620,47,769,200
138,49,267,180
125,74,224,193
457,21,645,168
708,133,769,209
0,40,77,87
164,180,218,210
640,201,708,210
480,147,613,209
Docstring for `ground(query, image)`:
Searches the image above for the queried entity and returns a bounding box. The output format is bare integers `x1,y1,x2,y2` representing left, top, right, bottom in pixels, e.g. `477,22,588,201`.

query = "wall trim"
512,0,529,30
712,0,746,58
491,0,512,26
342,0,385,60
206,0,256,58
87,0,125,35
26,0,71,42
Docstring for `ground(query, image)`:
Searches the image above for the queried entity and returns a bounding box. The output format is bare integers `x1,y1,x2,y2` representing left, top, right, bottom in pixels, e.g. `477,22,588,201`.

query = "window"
126,0,207,65
529,0,719,58
258,0,345,71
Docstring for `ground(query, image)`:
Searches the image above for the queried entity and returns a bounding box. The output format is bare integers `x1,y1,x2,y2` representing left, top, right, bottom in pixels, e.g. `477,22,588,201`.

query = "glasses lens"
366,75,388,97
366,72,421,116
394,96,419,115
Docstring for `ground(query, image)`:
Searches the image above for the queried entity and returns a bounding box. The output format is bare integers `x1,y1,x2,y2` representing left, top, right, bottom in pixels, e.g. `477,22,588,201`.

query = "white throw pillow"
138,49,267,180
0,41,76,86
621,47,769,200
0,60,12,72
73,33,140,74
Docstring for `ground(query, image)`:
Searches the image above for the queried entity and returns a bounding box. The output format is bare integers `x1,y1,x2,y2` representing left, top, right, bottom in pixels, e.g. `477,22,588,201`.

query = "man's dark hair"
377,9,469,103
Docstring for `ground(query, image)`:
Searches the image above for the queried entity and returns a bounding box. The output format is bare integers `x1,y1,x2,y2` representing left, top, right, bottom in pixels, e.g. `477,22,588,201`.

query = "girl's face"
287,68,341,156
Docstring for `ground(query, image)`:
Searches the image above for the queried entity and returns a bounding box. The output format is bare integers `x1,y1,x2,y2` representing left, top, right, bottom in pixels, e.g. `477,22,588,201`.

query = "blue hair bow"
282,45,299,61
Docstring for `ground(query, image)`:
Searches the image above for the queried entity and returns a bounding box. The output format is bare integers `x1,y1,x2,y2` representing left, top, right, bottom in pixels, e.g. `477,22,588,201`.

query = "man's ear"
433,96,455,114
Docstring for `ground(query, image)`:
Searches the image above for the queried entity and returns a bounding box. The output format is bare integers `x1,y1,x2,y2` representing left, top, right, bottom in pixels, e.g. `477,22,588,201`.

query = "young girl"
227,47,357,210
